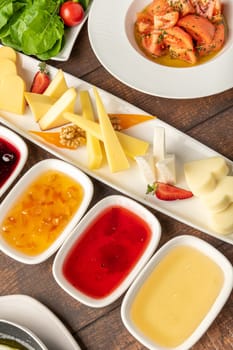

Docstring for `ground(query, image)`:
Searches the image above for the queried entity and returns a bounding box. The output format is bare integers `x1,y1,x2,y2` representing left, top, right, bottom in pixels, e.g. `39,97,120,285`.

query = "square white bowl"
53,195,161,308
0,126,28,198
0,158,93,264
121,235,233,350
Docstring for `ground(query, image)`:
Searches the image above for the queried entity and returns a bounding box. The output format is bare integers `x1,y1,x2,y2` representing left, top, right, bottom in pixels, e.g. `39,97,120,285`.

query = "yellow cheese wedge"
0,58,17,76
39,87,77,130
43,69,68,100
80,90,103,169
93,87,129,172
0,74,26,114
201,176,233,213
25,92,56,122
0,46,17,62
184,157,229,196
209,203,233,235
64,112,149,159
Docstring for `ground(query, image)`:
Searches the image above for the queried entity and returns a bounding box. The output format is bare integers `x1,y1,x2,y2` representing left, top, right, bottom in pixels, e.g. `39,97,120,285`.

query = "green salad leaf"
0,0,65,59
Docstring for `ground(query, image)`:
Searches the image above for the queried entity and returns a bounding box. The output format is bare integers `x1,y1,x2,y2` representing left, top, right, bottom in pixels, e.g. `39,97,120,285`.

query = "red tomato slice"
168,0,195,16
197,20,225,56
141,33,165,57
153,11,179,30
178,14,215,44
146,0,172,16
163,26,197,64
59,1,84,27
136,13,154,34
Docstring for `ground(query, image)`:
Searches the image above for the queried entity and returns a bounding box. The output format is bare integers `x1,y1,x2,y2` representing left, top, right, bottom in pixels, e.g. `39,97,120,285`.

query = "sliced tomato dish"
135,0,226,66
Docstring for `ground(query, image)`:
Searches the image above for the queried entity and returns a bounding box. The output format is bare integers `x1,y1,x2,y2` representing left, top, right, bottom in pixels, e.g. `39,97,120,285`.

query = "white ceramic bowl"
0,126,28,198
53,195,161,307
0,158,93,264
0,319,48,350
121,235,233,350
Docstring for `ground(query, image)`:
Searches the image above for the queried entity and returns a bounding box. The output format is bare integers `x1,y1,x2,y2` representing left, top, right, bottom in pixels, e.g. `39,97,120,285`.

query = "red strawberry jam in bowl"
0,126,28,197
53,195,161,307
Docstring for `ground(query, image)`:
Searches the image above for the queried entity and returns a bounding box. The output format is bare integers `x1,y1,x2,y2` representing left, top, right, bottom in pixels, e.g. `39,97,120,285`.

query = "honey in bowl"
130,245,224,347
0,170,84,256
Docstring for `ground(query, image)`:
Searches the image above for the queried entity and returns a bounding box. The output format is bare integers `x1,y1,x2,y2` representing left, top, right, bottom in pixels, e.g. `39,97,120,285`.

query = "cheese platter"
0,49,232,245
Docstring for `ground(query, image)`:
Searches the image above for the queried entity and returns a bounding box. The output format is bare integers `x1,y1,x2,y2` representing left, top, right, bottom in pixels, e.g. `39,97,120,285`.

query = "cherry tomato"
59,1,84,27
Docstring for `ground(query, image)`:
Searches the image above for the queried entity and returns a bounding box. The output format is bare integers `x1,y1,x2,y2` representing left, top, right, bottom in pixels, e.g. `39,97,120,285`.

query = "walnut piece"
60,125,86,149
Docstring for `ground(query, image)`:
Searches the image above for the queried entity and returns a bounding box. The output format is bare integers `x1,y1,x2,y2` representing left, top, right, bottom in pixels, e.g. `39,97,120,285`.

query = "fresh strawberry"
147,182,193,201
30,62,50,94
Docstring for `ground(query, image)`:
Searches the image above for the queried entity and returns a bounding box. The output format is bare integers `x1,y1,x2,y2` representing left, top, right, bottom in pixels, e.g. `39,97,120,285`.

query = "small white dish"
0,319,48,350
0,158,93,264
88,0,233,98
0,126,28,198
121,235,233,350
0,294,81,350
53,3,92,61
53,195,161,308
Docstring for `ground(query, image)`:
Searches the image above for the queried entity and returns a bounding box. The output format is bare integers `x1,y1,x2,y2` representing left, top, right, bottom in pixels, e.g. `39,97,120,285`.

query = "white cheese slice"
153,126,166,162
135,154,156,185
156,153,176,184
184,157,229,196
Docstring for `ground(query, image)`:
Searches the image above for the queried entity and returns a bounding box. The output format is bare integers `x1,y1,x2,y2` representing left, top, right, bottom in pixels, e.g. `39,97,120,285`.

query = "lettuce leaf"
0,0,65,59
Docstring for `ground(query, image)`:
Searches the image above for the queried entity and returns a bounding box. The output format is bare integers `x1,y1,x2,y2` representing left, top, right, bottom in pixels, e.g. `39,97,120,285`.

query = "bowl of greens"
0,0,91,61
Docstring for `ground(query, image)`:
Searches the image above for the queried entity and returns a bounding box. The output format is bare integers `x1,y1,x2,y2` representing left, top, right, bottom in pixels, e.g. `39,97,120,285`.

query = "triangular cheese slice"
25,92,56,121
43,69,68,100
64,112,149,159
80,90,103,169
39,87,77,130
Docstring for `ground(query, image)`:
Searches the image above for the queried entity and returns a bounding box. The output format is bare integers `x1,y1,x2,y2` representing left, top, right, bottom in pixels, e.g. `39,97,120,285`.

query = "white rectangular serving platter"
0,52,232,245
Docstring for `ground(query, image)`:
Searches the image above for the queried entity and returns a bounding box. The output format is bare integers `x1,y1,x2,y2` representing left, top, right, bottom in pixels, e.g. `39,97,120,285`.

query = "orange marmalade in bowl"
135,0,226,67
0,170,84,256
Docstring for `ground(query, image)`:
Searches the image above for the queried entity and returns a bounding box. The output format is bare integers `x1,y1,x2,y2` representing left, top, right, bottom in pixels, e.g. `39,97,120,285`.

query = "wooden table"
0,23,233,350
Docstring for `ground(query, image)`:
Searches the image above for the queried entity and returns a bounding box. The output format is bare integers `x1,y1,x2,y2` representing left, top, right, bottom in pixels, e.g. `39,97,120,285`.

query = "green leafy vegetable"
0,0,65,59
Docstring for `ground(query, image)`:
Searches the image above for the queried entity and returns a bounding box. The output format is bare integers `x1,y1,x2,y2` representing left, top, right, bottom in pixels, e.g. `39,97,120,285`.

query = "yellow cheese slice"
0,74,26,114
25,92,56,122
184,157,229,196
201,176,233,213
0,58,17,76
43,69,68,100
80,90,103,169
0,46,17,62
64,112,149,159
39,87,77,130
93,87,129,172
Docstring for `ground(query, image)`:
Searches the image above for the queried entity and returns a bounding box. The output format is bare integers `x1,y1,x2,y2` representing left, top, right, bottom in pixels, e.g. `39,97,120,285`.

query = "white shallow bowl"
88,0,233,98
121,235,233,350
53,195,161,308
0,319,48,350
0,126,28,198
0,158,93,264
